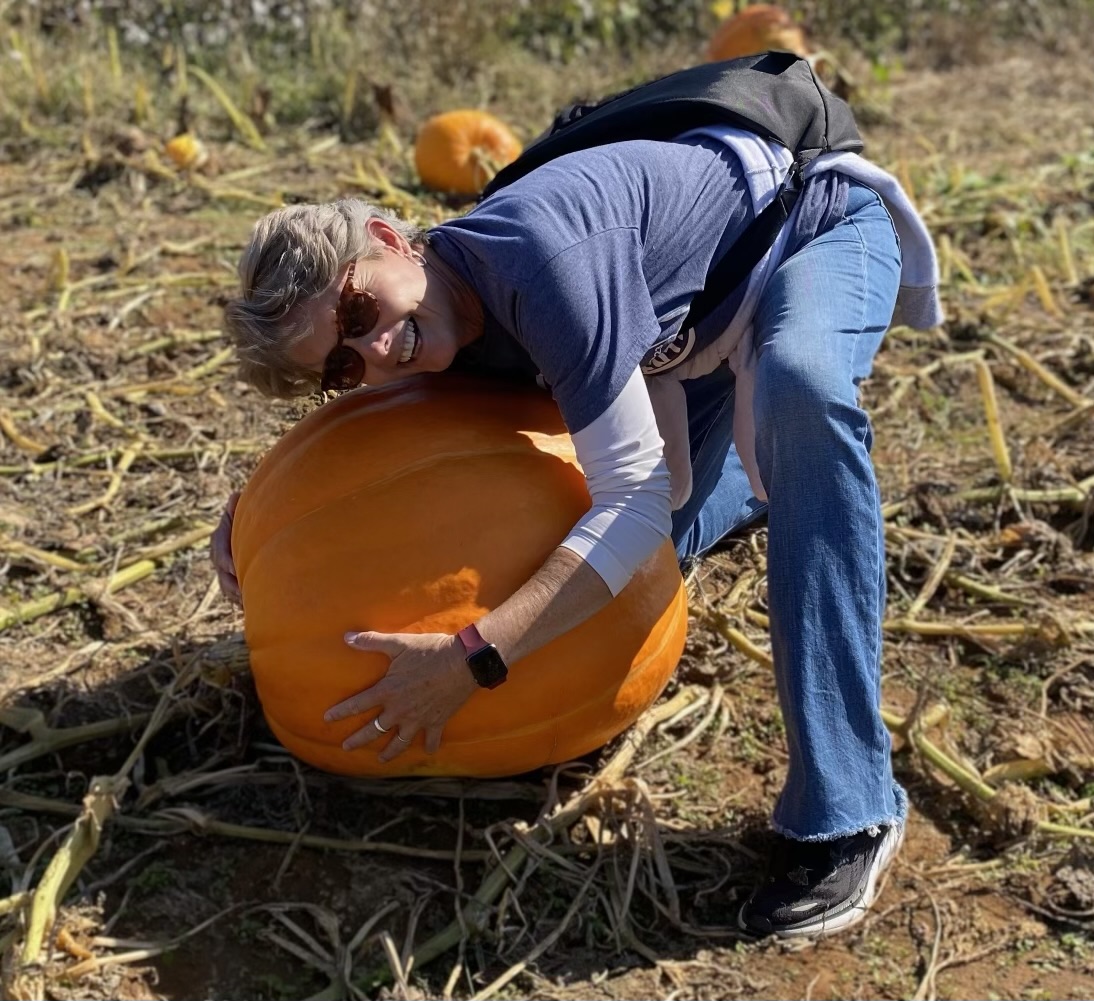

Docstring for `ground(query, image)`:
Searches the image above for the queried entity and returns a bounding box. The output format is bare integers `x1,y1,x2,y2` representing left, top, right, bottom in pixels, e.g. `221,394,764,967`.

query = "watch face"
468,645,508,689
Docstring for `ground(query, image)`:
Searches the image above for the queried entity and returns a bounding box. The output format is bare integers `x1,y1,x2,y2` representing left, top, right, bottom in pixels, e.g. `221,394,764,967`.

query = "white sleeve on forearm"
559,367,674,596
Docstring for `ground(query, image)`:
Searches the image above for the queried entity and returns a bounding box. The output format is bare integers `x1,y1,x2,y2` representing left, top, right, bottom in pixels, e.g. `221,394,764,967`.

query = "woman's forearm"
471,370,673,670
474,546,613,667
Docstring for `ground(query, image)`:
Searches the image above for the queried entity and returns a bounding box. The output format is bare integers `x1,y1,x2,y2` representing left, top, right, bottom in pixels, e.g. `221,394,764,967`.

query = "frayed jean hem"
770,784,908,843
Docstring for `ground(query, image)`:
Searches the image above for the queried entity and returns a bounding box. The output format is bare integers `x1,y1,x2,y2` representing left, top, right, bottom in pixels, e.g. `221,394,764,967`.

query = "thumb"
344,630,401,656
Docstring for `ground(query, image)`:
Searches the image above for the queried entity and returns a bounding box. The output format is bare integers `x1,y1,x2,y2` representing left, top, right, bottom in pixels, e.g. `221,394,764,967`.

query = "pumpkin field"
1,2,1093,998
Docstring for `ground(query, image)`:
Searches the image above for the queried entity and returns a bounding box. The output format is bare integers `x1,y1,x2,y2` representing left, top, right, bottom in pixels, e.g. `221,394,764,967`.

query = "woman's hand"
325,630,479,763
210,490,242,606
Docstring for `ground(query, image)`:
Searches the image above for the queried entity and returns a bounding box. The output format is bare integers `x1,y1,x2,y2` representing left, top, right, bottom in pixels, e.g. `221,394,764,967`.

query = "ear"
364,217,410,255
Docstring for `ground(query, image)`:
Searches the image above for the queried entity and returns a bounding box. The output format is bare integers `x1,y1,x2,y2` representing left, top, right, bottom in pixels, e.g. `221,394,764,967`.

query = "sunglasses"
320,260,380,392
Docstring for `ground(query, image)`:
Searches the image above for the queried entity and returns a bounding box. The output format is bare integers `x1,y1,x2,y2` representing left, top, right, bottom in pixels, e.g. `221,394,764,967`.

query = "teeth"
399,319,418,364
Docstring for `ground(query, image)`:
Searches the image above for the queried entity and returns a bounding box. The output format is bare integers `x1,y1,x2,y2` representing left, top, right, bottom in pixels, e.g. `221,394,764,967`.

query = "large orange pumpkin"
232,375,688,778
414,109,522,196
707,4,811,62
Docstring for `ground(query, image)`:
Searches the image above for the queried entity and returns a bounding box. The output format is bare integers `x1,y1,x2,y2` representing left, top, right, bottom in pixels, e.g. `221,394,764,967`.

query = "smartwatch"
456,624,509,690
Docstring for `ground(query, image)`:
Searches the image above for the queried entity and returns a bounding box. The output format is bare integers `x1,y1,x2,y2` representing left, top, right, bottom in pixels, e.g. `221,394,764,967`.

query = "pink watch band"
457,623,489,656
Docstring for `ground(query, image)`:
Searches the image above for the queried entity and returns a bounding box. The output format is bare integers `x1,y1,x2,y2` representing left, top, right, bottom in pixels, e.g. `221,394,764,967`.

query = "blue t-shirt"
429,136,846,434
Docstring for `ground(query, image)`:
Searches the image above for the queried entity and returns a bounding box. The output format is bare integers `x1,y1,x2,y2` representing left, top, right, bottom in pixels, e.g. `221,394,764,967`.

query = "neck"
422,245,484,348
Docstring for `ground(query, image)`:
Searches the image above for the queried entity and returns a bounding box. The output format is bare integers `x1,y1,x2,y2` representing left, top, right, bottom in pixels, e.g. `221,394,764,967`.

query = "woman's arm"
478,365,674,662
475,545,612,664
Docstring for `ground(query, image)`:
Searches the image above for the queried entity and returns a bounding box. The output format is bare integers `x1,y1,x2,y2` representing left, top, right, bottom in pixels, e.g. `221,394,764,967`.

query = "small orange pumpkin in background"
232,375,688,778
707,3,811,62
164,132,209,171
414,109,522,196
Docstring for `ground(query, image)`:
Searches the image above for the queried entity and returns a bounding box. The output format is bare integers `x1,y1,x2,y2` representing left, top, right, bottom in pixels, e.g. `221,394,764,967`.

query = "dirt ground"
1,38,1093,1001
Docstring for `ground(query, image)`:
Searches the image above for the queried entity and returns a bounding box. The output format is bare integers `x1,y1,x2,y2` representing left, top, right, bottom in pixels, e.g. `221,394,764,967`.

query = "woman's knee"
757,348,859,420
755,353,873,457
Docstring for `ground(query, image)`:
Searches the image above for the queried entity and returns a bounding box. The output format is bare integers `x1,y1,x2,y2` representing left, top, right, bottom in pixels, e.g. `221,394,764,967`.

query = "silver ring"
373,719,391,734
395,733,411,743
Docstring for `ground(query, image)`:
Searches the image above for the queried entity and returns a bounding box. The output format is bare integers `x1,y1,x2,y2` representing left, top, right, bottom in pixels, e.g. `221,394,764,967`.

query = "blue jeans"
671,181,907,841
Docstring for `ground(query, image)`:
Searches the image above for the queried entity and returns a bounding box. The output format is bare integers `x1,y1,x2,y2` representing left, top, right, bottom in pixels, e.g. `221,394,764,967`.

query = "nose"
357,323,400,367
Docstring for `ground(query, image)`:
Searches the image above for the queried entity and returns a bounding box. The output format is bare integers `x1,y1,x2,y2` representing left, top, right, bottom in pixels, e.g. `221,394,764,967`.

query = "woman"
216,120,942,939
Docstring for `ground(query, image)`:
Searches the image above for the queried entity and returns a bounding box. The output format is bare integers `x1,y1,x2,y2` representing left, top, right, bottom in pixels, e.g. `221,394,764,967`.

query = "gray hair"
223,199,428,398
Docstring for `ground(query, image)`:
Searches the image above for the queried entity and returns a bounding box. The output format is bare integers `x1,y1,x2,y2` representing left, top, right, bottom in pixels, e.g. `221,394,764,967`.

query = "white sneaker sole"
739,823,905,940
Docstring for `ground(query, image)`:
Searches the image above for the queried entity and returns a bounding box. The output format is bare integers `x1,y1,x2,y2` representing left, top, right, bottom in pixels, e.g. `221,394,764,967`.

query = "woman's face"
289,218,471,388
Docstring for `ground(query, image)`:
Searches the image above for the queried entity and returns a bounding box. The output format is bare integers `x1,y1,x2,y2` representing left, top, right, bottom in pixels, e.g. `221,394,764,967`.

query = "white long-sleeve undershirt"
559,367,673,596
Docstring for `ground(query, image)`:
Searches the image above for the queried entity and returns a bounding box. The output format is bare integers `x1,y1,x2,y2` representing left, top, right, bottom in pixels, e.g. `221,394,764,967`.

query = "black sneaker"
738,822,903,939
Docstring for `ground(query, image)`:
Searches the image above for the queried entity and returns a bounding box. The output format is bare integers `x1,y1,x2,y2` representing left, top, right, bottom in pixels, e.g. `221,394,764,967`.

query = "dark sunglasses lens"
339,292,379,338
321,347,364,391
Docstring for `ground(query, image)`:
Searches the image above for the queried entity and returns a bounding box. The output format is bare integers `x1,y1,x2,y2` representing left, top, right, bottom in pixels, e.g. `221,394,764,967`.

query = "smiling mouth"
399,317,421,364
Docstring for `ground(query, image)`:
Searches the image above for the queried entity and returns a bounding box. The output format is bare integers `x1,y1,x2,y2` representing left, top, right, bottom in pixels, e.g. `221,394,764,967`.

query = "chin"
422,349,457,374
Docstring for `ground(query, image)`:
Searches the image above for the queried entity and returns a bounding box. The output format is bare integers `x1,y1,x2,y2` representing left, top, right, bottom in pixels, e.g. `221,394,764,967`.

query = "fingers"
325,686,383,725
423,726,444,756
334,714,438,761
340,713,414,753
326,634,401,731
210,492,243,607
217,569,242,606
340,714,386,750
211,562,241,606
210,511,232,564
340,719,419,760
376,724,419,763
